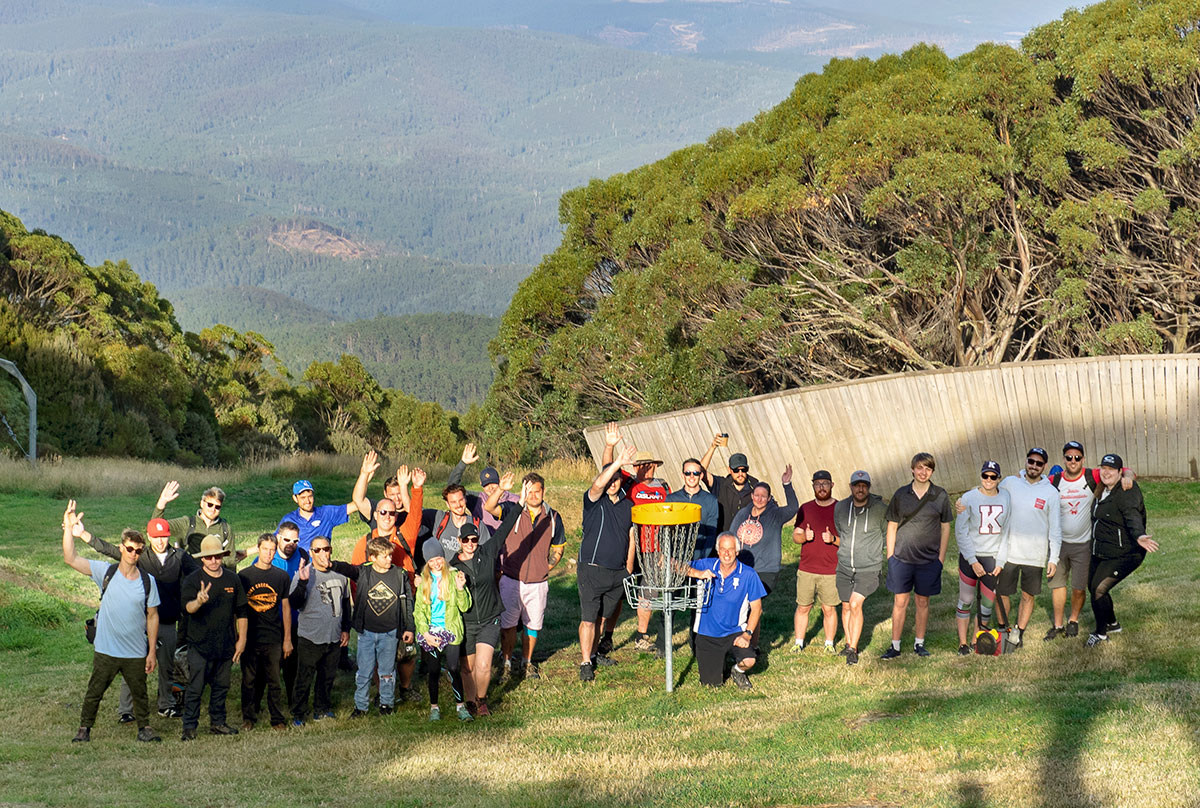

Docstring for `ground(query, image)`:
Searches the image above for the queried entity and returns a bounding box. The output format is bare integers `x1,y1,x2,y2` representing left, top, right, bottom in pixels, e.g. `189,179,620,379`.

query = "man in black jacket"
1086,453,1159,647
82,516,197,720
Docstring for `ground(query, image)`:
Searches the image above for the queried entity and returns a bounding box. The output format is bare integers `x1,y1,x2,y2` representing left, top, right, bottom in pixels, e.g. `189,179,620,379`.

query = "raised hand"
62,500,77,532
297,558,310,581
157,481,180,509
712,431,728,448
604,422,621,447
411,467,427,488
782,464,793,485
461,443,479,465
196,581,212,605
617,444,638,466
361,450,380,478
500,471,515,491
396,464,411,487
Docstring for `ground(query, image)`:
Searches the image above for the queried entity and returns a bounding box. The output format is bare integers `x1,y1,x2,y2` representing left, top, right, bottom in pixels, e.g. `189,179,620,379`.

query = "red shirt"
795,499,839,575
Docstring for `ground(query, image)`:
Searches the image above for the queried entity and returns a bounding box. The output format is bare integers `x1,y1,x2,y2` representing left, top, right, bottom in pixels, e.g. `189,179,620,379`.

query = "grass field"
0,456,1197,808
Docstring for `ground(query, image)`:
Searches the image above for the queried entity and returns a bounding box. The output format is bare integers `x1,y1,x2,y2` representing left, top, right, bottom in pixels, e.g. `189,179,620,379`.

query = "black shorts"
996,564,1043,597
462,618,501,655
757,571,778,596
694,632,756,687
578,564,628,623
886,556,943,597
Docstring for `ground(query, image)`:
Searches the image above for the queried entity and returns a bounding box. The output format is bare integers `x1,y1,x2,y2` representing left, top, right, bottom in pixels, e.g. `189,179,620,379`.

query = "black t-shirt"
580,492,633,570
355,565,410,634
238,564,290,646
181,567,248,658
710,473,760,533
885,482,954,565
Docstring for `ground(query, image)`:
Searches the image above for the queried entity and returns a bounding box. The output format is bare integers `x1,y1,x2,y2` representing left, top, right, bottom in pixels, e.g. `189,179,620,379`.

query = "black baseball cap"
1100,453,1123,469
1027,447,1049,461
1063,441,1084,455
812,470,832,482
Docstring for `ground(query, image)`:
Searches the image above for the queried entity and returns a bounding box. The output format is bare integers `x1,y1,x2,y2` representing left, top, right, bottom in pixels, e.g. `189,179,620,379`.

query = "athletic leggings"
1088,553,1143,632
956,555,998,622
422,643,464,705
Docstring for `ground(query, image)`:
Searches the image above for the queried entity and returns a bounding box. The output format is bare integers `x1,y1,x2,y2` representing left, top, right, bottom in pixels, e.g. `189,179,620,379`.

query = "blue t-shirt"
278,505,350,551
665,488,719,559
429,571,447,629
89,560,161,659
691,558,765,638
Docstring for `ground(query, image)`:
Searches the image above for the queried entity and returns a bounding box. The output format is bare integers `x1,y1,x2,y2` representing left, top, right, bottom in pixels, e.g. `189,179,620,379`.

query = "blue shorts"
886,556,943,597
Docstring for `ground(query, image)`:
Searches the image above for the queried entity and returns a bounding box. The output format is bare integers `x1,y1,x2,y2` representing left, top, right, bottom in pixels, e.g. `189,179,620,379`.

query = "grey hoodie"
833,494,887,573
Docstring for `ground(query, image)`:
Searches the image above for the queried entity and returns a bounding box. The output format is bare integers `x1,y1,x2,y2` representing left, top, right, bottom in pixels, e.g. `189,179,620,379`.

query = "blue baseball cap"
292,480,314,496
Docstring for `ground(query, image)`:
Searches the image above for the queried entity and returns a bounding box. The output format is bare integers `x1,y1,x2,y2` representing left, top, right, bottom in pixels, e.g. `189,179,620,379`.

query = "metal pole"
663,587,673,693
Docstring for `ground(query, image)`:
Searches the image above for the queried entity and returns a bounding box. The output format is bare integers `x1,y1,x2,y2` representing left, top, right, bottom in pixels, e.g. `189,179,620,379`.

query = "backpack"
84,564,152,644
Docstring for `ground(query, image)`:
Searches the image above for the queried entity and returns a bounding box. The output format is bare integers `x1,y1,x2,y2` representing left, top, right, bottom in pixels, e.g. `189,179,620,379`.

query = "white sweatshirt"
999,475,1062,567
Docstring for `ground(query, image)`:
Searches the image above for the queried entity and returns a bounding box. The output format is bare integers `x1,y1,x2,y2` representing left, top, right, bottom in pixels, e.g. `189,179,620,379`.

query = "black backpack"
84,564,152,644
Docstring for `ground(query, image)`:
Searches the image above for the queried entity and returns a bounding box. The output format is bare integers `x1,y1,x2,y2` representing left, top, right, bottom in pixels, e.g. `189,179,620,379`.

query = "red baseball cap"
146,518,171,538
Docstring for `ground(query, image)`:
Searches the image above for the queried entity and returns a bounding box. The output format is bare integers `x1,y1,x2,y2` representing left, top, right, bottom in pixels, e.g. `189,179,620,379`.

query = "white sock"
824,640,834,647
914,637,925,648
891,639,901,651
792,638,803,646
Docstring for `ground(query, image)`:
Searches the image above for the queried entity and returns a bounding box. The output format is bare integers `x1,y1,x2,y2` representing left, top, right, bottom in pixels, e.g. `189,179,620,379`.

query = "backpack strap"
100,563,120,600
101,564,152,614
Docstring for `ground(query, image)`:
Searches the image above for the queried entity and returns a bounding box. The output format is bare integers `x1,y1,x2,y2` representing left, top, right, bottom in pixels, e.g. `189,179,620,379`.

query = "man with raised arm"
179,535,248,740
352,461,414,532
698,431,760,533
882,452,954,659
154,480,241,570
578,444,638,682
831,471,887,665
483,471,566,681
277,450,377,552
63,501,162,743
446,443,523,532
688,533,765,690
996,447,1062,649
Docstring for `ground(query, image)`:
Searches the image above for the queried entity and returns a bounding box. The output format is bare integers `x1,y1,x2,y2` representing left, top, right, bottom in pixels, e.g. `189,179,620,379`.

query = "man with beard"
238,533,292,730
287,538,351,725
832,471,887,665
996,448,1062,649
790,470,840,654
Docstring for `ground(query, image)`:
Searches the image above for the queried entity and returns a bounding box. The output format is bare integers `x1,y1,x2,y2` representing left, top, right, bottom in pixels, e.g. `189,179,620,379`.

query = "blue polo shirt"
692,558,765,638
665,488,719,559
277,505,349,552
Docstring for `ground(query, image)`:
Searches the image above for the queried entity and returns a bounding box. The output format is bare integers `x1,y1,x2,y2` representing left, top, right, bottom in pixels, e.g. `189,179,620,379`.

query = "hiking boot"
579,662,595,682
137,726,161,743
456,705,473,722
1065,621,1079,637
241,720,255,731
1107,621,1122,634
476,700,491,717
596,634,613,656
914,643,932,658
349,709,368,719
181,728,197,741
428,706,441,722
958,644,971,656
730,667,752,690
633,635,656,654
592,653,616,667
379,706,394,716
1043,626,1065,641
838,644,850,657
846,648,859,666
525,661,541,680
880,647,902,660
157,707,181,719
209,723,239,736
118,713,135,724
1085,633,1109,648
72,727,90,743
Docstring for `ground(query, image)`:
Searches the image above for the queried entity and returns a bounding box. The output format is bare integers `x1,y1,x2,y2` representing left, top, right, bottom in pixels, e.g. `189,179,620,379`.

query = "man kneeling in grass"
688,533,765,690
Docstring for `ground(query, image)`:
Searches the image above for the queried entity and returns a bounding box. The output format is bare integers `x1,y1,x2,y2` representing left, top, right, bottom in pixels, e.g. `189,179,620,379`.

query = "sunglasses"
981,473,999,481
682,470,703,477
1026,458,1046,467
459,536,479,544
201,501,222,510
1064,455,1083,462
122,545,144,555
376,509,397,517
732,467,749,473
311,546,332,554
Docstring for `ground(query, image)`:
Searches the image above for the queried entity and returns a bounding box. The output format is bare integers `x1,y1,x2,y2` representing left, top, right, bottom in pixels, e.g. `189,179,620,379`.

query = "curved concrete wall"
583,355,1200,497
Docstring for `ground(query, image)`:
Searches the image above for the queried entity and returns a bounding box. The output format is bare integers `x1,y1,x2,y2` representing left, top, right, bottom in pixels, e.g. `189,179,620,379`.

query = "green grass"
0,462,1197,807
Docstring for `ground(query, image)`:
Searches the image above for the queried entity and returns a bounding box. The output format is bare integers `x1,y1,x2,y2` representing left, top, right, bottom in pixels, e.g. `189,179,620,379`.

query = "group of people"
63,431,1158,741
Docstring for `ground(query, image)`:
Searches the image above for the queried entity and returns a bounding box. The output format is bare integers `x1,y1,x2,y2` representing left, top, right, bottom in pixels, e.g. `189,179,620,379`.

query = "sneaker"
1065,621,1079,637
526,661,541,680
456,704,473,722
209,723,239,736
241,720,255,731
838,644,850,657
958,644,971,656
914,643,932,658
118,713,135,724
349,709,368,719
157,707,181,719
592,653,617,667
291,718,305,728
579,662,595,682
880,647,902,660
597,634,613,656
1107,621,1123,634
466,701,478,717
379,706,394,716
136,726,162,743
72,727,90,743
428,706,441,722
846,648,859,666
633,635,656,654
730,667,753,690
476,700,491,717
823,643,836,655
181,728,197,741
1043,626,1065,641
1085,633,1109,647
790,640,805,653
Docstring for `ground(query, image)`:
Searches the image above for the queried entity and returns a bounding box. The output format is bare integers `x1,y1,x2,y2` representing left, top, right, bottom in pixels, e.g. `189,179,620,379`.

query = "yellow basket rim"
631,502,702,526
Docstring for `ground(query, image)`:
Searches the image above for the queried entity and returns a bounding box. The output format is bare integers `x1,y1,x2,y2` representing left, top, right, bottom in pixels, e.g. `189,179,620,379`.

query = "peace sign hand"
196,581,212,605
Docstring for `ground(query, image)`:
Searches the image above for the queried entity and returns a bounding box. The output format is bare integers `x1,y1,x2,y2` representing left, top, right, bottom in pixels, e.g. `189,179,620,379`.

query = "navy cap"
292,479,314,496
1063,441,1084,455
1027,447,1049,462
728,453,749,470
1100,453,1123,469
981,460,1001,476
480,467,500,487
812,469,833,482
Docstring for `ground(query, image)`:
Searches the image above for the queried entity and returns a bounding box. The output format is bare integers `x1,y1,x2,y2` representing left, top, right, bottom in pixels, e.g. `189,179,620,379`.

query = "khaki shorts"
795,570,839,607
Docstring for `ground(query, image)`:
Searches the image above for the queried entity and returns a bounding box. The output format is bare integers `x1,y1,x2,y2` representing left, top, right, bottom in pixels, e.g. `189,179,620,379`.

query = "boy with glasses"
154,481,240,570
62,501,162,743
954,462,1011,654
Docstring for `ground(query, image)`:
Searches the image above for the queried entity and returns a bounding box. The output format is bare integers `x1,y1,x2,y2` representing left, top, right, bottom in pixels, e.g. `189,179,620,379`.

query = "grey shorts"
1049,541,1091,590
836,568,881,602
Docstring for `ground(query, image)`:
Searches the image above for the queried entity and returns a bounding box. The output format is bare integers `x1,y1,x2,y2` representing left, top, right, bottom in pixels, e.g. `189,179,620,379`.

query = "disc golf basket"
623,502,711,692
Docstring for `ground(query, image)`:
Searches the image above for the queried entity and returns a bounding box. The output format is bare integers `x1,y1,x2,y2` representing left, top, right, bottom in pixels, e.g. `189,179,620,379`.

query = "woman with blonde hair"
415,538,473,721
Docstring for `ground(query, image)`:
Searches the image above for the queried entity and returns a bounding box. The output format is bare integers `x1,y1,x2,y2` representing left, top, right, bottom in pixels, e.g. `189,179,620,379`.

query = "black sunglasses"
201,501,222,510
122,544,144,555
732,466,749,473
459,536,479,544
1064,454,1083,462
682,470,702,477
376,509,397,517
981,473,999,481
1026,458,1046,467
311,546,332,554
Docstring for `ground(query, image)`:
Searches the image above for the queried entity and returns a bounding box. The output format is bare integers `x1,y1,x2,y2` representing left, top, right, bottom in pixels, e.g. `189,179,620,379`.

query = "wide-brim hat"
194,534,229,559
630,451,662,466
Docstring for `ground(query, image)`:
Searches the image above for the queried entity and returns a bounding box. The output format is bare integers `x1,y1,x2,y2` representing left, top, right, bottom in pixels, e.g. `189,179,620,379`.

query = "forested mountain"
483,0,1200,459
